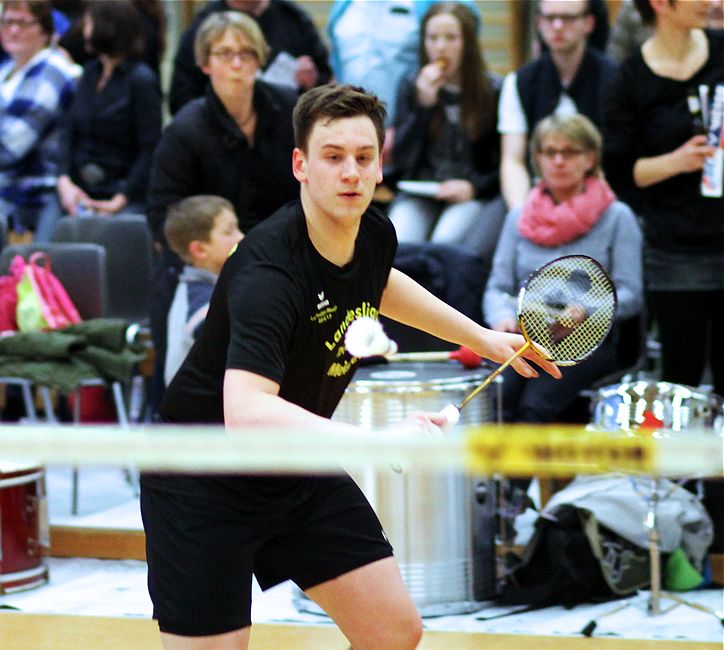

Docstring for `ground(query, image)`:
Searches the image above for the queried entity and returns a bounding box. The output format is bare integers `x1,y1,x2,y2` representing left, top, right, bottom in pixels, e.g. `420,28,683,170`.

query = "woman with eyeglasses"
603,0,724,398
0,0,77,242
145,11,298,412
56,0,161,220
484,113,643,424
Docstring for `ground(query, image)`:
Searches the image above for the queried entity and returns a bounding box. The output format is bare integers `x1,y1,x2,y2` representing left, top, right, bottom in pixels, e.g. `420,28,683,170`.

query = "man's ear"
377,152,384,184
583,13,595,36
292,147,307,183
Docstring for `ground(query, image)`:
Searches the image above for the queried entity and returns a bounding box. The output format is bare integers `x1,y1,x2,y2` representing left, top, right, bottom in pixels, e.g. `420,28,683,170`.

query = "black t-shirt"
160,200,397,424
603,30,724,254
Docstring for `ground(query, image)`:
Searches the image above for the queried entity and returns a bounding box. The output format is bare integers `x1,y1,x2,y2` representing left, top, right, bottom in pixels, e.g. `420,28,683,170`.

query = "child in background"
163,195,243,385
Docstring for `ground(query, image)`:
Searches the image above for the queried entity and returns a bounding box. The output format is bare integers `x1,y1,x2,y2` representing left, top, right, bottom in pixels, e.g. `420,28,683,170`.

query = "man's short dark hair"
633,0,676,25
293,84,387,153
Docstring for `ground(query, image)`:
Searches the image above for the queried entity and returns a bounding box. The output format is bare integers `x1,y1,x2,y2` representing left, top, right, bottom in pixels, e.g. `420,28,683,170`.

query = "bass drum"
295,361,501,617
0,463,49,594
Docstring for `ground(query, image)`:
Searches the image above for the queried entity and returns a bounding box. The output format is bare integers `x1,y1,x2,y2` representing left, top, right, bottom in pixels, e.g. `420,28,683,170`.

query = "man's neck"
300,190,360,268
549,41,587,86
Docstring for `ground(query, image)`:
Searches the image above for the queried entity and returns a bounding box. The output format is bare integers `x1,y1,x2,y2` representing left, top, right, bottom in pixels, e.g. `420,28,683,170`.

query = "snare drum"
590,381,724,433
0,463,49,594
296,361,500,617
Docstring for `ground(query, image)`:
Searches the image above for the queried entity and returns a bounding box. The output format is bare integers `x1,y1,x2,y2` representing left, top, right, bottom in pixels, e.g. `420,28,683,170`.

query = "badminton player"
140,83,561,650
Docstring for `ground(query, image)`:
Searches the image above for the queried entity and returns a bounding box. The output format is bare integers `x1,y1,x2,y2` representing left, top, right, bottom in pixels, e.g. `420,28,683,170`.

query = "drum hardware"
581,381,724,634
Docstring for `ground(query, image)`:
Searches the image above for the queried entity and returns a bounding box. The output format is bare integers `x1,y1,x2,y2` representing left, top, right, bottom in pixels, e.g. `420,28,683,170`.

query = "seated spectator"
498,0,618,210
56,0,162,219
0,0,78,242
326,0,478,162
484,113,642,424
163,195,243,384
145,10,298,411
603,0,723,398
169,0,331,114
388,1,504,262
57,0,165,77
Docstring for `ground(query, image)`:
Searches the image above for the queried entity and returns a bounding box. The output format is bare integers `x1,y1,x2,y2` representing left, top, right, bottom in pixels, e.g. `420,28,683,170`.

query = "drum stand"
581,476,724,637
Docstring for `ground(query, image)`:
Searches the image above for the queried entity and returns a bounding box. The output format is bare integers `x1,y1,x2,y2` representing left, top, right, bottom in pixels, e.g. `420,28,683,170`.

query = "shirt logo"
317,291,329,310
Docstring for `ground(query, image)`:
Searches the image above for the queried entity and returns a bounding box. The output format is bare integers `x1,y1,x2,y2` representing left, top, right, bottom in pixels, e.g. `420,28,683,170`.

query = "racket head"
517,255,617,366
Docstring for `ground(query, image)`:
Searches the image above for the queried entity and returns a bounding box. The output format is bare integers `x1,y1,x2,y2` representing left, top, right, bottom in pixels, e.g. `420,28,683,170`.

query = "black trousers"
647,289,724,397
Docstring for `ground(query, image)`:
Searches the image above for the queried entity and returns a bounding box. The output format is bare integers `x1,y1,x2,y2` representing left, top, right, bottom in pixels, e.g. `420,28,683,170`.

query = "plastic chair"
52,215,154,323
0,243,137,513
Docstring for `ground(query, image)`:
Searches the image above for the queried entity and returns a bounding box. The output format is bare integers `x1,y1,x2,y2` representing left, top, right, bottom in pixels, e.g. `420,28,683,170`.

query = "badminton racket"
441,255,618,424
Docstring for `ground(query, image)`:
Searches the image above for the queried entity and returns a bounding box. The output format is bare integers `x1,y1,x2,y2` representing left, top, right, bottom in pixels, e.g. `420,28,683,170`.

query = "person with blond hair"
485,113,642,424
145,11,298,411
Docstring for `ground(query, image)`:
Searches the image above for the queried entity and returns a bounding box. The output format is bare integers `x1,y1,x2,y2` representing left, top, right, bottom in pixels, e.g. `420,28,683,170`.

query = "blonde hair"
530,113,602,178
164,195,235,263
194,11,269,68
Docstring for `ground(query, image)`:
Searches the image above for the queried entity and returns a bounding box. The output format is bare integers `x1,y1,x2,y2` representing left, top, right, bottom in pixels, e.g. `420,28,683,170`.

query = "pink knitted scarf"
518,177,616,247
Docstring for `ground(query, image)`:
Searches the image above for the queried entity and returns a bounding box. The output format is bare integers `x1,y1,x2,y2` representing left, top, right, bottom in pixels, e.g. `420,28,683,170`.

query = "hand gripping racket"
440,254,618,425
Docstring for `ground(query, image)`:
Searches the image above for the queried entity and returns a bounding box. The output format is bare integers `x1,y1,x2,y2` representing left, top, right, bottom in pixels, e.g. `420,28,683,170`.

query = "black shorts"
140,474,393,637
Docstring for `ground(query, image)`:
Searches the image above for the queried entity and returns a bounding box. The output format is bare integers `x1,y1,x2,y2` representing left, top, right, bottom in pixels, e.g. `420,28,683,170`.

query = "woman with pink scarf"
484,113,643,424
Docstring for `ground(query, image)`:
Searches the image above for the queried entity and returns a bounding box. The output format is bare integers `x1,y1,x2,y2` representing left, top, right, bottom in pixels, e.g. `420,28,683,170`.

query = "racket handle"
455,341,531,412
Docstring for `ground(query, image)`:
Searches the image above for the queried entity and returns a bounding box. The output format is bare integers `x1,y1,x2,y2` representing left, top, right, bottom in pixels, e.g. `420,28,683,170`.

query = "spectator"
485,113,643,423
163,195,243,385
603,0,723,397
0,0,77,242
326,0,478,162
498,0,618,210
56,0,161,219
169,0,331,115
145,10,298,410
388,1,504,262
56,0,165,78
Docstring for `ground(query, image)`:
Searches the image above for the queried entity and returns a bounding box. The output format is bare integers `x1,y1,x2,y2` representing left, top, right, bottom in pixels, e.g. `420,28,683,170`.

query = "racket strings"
519,257,616,365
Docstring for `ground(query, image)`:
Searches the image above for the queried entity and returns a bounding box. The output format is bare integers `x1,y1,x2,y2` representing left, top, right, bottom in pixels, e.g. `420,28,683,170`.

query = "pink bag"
0,257,27,332
15,252,81,332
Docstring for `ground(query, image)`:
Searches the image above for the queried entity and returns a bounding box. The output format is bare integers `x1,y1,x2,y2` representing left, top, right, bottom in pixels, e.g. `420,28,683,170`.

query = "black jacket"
516,46,618,135
146,79,298,243
391,73,501,200
169,0,331,115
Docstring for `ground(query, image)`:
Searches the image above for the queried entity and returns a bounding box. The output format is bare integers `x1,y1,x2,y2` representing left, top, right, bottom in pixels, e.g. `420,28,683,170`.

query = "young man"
498,0,618,209
141,84,560,649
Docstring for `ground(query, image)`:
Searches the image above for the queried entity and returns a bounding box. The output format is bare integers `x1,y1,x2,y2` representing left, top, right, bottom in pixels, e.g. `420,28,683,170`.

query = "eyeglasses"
0,17,40,29
210,48,258,64
539,12,588,25
538,147,586,160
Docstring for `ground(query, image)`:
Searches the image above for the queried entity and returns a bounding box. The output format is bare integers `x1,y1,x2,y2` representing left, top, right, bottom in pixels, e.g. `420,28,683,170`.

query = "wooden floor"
0,613,721,650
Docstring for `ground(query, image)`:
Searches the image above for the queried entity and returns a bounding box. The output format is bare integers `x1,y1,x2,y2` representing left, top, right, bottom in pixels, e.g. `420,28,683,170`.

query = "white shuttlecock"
344,317,398,358
439,404,460,427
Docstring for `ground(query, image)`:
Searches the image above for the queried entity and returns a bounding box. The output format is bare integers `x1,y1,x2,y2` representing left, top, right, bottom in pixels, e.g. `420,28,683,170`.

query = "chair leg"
111,381,139,496
71,466,80,516
20,382,38,422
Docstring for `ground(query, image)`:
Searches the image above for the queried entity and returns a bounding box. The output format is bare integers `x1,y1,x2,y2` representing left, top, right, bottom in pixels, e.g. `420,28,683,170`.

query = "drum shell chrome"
0,463,49,594
590,381,724,433
336,361,499,616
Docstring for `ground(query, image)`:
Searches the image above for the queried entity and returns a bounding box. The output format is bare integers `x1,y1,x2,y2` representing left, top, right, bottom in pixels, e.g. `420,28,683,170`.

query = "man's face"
537,0,593,55
293,115,383,228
